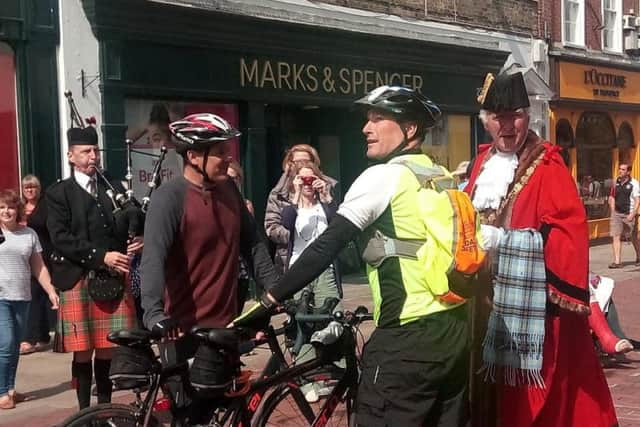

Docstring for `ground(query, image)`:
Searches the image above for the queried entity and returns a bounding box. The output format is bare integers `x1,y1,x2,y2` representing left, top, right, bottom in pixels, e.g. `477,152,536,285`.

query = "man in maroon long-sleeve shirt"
141,113,277,333
140,113,278,420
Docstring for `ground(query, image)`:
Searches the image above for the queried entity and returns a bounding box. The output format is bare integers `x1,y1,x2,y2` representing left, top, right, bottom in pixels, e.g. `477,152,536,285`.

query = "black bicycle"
57,305,372,427
254,306,373,426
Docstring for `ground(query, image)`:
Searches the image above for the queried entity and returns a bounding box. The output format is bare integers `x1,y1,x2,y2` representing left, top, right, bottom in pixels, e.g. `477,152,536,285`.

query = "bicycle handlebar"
294,306,374,326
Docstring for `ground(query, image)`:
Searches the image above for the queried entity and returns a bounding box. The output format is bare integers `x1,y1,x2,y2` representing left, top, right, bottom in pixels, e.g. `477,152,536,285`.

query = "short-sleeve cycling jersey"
338,153,462,328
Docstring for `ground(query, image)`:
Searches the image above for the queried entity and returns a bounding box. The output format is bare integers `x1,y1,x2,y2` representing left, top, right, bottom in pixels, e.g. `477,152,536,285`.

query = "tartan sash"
482,229,547,387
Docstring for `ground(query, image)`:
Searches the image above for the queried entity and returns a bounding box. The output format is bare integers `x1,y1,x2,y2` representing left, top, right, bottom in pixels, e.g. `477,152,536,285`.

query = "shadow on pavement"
26,381,72,400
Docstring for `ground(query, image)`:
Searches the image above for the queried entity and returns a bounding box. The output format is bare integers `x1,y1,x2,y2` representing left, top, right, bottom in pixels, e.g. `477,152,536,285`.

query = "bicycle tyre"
255,384,356,427
58,402,159,427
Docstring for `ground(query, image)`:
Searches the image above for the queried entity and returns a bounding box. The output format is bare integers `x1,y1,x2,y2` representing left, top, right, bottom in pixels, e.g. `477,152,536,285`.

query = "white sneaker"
316,385,334,397
302,384,319,403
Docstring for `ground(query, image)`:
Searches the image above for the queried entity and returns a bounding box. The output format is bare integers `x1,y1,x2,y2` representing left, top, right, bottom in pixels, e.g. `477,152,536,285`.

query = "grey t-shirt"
0,226,42,301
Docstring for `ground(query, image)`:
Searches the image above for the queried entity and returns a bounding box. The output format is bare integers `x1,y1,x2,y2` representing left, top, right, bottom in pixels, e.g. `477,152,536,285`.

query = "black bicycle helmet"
169,113,241,153
354,85,442,129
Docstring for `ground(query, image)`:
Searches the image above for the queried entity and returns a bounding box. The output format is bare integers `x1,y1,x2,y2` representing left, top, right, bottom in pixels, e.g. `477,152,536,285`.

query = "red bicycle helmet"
169,113,240,152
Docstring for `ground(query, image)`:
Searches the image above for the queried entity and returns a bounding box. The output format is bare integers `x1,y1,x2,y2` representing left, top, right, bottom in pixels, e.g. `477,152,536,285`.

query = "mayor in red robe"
465,72,617,427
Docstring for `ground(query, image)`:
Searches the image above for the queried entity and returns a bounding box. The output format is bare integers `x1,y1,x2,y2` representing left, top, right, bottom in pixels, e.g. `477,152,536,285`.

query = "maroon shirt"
141,176,278,329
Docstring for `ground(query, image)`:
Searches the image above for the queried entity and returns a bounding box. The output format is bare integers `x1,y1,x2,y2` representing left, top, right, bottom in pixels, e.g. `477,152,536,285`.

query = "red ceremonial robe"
466,137,617,427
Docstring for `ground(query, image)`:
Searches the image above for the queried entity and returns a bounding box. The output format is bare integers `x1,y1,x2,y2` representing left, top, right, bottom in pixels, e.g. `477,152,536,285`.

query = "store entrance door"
264,104,365,199
576,112,616,221
264,104,366,275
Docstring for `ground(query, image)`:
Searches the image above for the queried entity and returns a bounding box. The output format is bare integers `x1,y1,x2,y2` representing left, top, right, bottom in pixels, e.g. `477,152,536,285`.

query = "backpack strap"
390,158,457,191
361,229,425,267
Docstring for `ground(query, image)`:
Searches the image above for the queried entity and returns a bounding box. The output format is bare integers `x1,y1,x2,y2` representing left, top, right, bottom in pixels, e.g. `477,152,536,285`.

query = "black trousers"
24,279,54,344
356,306,470,427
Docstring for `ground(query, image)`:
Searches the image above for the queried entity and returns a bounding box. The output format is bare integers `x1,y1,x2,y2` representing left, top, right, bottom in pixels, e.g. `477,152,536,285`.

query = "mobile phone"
300,176,316,186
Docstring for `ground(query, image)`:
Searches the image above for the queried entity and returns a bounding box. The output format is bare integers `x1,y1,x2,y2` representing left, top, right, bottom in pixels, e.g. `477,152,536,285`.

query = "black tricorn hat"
67,127,98,146
477,72,530,112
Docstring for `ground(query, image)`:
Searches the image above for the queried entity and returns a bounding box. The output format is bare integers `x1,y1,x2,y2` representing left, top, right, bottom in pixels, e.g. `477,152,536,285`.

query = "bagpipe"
65,91,168,241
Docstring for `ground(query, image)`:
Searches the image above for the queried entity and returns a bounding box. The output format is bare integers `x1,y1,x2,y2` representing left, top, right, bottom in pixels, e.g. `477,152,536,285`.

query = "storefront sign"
240,57,424,96
119,42,485,110
559,61,640,103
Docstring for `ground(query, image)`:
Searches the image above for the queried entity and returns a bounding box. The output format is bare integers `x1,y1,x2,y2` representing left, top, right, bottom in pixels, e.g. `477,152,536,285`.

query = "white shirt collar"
74,170,95,194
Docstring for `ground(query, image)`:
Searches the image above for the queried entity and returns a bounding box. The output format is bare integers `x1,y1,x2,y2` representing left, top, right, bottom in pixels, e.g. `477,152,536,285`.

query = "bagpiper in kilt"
46,126,139,410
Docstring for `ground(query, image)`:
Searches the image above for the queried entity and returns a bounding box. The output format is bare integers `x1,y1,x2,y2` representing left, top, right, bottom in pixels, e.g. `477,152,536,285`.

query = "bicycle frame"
124,323,317,427
116,309,367,427
249,324,361,426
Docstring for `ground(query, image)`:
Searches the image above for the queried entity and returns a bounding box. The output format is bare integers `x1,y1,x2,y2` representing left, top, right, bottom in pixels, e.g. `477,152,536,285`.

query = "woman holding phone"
280,161,342,403
264,144,337,275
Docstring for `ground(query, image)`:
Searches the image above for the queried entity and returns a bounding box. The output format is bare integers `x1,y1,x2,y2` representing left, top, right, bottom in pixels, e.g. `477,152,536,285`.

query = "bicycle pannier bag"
109,345,154,390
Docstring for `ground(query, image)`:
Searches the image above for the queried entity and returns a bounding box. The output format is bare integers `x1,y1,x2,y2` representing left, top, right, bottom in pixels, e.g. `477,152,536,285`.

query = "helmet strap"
199,147,212,184
187,147,213,185
379,125,419,163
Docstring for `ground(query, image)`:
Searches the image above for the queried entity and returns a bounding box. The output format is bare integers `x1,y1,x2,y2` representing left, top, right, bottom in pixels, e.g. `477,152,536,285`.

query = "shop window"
555,119,574,168
563,0,585,46
602,0,622,52
0,42,19,190
617,121,635,165
575,112,615,220
124,99,239,197
421,115,449,168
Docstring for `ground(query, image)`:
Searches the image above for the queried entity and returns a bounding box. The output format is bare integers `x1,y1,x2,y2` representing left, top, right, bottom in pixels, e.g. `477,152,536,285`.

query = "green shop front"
0,0,60,190
84,0,507,221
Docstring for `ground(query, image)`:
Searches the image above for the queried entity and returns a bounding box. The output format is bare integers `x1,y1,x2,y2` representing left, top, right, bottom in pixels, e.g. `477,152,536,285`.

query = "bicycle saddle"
191,327,239,352
107,329,154,347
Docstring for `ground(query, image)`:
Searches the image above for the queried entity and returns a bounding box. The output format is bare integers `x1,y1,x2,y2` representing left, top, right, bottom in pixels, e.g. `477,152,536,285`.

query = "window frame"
601,0,622,53
562,0,586,47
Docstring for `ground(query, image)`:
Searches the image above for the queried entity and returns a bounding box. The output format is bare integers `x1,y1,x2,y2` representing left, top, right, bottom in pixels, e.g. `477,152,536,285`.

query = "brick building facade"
540,0,640,238
321,0,539,35
48,0,547,225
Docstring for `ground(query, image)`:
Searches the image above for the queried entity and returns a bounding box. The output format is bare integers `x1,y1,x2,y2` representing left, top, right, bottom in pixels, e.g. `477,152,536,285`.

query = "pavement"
2,242,639,427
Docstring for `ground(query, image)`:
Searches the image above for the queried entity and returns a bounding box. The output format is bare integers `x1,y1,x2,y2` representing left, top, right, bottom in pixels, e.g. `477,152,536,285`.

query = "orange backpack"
398,160,486,304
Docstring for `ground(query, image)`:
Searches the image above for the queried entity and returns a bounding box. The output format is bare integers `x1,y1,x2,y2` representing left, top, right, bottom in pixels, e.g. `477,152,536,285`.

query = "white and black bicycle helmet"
169,113,241,153
354,85,442,129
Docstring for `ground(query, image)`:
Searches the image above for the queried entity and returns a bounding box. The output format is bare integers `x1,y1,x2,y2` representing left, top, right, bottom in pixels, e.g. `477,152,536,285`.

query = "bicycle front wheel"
255,384,355,427
58,403,159,427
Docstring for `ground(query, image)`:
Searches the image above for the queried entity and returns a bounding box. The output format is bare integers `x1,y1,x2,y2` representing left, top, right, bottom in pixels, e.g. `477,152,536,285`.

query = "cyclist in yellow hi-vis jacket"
234,86,470,426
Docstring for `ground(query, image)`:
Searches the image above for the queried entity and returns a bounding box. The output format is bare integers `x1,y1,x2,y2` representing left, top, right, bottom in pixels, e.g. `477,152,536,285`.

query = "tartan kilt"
54,277,137,352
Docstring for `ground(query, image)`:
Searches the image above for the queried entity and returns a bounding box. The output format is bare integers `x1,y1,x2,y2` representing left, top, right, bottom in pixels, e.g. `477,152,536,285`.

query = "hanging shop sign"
559,61,640,103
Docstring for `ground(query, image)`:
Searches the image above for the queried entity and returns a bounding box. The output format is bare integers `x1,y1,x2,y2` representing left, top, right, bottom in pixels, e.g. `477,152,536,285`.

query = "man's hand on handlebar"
228,292,280,329
151,318,184,341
